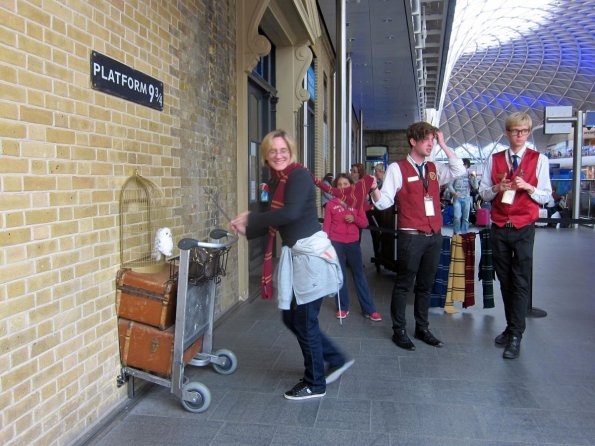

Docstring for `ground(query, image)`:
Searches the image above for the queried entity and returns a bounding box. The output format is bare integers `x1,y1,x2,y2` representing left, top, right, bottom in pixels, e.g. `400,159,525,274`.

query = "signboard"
90,51,163,111
543,106,572,134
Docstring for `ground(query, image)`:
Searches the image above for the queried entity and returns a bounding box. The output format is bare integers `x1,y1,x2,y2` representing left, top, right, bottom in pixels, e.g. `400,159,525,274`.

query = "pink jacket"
323,198,369,243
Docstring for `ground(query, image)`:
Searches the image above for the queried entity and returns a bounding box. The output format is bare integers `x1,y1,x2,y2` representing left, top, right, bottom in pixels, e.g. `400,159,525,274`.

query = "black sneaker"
325,359,355,384
284,381,326,400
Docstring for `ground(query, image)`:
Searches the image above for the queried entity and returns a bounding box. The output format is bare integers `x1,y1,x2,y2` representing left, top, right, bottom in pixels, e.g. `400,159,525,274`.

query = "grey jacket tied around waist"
275,230,343,310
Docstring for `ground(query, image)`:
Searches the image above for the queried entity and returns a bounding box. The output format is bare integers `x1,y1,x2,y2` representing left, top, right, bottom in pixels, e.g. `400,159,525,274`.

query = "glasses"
507,128,530,136
267,148,290,157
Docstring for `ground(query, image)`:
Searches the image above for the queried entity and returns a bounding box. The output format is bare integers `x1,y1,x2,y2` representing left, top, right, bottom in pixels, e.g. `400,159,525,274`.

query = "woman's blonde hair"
260,129,298,166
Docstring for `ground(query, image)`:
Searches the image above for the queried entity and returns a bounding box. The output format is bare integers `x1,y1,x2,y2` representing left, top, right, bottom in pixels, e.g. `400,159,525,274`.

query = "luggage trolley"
117,229,238,413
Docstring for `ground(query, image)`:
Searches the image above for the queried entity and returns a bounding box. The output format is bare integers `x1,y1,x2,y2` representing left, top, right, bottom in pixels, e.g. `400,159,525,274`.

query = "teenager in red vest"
369,122,465,350
479,112,552,359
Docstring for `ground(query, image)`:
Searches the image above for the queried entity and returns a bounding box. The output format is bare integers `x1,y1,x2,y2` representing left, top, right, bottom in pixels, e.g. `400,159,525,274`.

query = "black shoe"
392,329,415,350
414,328,444,348
284,381,326,400
494,330,509,346
503,336,521,359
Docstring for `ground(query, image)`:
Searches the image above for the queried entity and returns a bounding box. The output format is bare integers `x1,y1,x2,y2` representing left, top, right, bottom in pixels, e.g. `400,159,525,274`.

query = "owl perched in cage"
152,227,173,261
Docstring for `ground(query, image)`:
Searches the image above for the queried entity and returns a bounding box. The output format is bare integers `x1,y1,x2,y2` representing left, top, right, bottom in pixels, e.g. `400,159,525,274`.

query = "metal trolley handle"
177,229,238,251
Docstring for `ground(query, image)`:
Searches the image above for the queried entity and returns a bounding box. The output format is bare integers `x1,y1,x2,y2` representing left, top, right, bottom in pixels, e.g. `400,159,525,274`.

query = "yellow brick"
71,146,97,160
69,115,93,132
19,106,53,125
71,176,96,189
0,121,26,138
24,176,56,191
37,320,53,338
0,156,29,174
0,192,30,211
27,270,59,293
1,139,20,156
2,176,23,192
17,1,51,26
31,224,50,242
25,208,58,225
0,228,31,247
19,34,52,59
7,281,25,298
30,331,60,358
20,141,56,158
56,112,69,129
56,176,72,190
59,207,73,221
51,221,78,238
35,257,51,273
0,101,19,120
28,88,45,107
46,127,75,144
46,95,74,114
1,326,35,359
49,191,76,206
0,45,26,69
47,161,74,175
5,211,24,228
73,205,97,219
35,288,52,306
18,69,53,91
75,259,100,278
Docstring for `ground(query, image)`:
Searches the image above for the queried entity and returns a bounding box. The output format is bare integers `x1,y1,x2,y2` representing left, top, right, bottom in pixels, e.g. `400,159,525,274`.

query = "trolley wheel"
180,381,211,413
212,349,237,375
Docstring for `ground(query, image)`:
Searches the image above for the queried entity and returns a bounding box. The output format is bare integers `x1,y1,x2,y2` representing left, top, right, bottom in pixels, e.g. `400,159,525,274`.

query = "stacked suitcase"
116,265,202,377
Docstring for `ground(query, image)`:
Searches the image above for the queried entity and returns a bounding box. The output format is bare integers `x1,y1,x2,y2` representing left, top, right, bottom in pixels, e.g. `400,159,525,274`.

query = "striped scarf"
261,163,301,299
462,232,476,308
478,228,495,308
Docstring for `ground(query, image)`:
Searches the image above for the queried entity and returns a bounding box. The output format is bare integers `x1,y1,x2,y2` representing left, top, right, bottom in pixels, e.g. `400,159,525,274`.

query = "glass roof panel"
437,0,595,162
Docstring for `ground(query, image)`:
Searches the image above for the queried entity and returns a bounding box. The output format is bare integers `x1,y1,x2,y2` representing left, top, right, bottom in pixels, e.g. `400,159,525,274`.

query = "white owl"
152,227,173,261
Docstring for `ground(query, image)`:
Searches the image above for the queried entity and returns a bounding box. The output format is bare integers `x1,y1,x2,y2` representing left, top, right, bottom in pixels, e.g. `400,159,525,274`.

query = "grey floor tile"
208,390,319,426
271,426,390,446
211,422,275,446
315,398,372,431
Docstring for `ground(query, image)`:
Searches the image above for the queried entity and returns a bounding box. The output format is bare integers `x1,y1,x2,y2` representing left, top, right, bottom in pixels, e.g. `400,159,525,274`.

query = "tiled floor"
83,226,595,446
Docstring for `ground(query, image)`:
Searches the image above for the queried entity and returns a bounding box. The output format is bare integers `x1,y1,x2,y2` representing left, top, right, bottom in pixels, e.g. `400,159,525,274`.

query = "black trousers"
491,224,535,338
390,232,442,332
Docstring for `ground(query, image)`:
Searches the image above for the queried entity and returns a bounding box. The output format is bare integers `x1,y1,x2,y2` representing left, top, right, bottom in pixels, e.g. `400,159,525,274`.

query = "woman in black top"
231,129,353,400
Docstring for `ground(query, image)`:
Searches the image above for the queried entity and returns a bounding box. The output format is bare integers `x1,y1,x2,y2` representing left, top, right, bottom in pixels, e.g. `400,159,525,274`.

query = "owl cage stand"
117,229,239,413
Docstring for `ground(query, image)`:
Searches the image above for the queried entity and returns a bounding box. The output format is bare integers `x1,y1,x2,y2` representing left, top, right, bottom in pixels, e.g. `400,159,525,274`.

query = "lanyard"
415,163,429,191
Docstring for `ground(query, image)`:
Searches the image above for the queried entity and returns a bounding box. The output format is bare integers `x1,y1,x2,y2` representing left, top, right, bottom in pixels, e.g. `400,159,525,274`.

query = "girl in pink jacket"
323,174,382,321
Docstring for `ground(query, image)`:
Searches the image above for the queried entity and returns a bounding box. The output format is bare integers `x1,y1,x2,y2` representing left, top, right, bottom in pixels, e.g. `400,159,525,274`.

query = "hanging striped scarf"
261,163,300,299
462,232,477,308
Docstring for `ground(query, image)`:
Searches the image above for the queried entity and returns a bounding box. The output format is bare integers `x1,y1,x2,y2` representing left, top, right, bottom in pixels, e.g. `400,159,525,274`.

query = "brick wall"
0,1,236,445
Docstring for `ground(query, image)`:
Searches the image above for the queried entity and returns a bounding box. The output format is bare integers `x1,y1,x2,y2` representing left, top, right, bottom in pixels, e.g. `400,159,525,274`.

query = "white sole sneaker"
325,359,355,384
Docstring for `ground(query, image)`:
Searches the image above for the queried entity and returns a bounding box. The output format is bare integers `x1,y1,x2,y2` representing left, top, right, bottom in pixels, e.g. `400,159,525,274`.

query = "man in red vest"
370,122,465,350
479,112,552,359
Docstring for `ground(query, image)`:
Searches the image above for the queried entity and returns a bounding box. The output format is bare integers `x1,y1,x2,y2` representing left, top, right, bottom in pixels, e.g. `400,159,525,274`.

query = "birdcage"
119,171,169,273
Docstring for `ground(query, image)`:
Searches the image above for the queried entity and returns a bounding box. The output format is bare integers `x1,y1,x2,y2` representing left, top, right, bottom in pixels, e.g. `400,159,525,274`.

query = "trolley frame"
117,229,238,412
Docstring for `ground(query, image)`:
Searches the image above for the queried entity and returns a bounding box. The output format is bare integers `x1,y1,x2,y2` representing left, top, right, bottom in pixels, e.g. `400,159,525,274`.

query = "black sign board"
90,51,163,111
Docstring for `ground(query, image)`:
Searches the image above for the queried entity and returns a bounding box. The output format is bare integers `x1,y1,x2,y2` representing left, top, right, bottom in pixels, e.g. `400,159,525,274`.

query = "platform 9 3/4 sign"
91,51,163,111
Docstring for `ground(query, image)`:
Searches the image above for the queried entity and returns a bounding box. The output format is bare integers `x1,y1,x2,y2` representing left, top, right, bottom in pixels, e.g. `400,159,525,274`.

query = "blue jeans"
452,196,471,234
282,298,346,392
332,240,377,314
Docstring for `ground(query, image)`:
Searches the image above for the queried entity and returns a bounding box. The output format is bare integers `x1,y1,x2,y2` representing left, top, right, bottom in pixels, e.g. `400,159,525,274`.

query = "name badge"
424,196,435,216
502,189,516,204
407,176,419,182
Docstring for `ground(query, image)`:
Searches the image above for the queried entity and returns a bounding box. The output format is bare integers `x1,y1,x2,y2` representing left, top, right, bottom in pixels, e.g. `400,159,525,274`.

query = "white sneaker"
325,359,355,384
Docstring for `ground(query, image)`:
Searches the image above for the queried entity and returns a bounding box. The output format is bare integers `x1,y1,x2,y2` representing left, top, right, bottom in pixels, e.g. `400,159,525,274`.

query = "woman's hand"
231,210,250,235
344,214,355,224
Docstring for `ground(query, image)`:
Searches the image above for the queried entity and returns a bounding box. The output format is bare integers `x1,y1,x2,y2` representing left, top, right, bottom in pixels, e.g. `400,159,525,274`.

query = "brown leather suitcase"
116,265,177,330
118,318,203,377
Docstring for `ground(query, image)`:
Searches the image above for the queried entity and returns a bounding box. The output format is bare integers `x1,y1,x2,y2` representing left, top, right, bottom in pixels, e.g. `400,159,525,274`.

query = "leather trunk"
118,318,203,377
116,265,177,330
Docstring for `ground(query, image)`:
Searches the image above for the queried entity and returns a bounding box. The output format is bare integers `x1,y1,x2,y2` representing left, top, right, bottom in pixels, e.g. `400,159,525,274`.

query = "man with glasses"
479,112,552,359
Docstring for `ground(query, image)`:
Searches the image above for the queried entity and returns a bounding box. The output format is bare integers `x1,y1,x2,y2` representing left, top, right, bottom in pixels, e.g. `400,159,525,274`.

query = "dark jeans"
332,240,376,314
391,232,442,332
491,224,535,339
282,297,346,392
